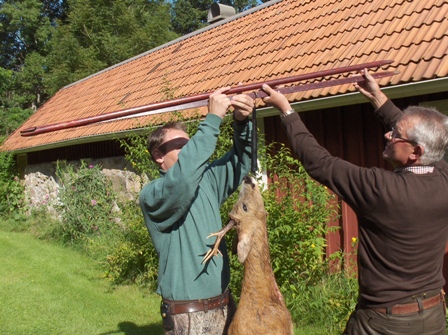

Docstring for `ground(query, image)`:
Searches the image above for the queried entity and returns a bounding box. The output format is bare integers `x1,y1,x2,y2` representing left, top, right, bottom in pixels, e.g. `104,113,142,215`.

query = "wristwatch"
280,110,295,119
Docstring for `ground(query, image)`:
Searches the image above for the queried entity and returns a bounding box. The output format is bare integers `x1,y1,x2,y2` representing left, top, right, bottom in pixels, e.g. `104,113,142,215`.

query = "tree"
0,0,178,133
43,0,178,95
0,0,67,123
0,0,66,70
170,0,259,36
0,67,33,138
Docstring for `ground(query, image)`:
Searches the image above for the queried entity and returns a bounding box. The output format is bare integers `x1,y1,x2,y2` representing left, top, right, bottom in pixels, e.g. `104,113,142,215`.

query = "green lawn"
0,231,164,335
0,230,325,335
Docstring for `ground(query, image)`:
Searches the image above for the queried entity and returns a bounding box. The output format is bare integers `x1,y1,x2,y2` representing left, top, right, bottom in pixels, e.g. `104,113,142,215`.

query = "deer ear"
237,232,253,263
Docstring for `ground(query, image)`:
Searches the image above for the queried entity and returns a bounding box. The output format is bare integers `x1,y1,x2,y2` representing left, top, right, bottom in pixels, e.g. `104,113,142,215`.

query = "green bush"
291,270,358,334
263,144,339,289
102,198,159,290
119,132,158,180
0,151,26,214
0,151,57,238
258,144,357,333
0,211,30,232
219,142,356,333
55,161,117,242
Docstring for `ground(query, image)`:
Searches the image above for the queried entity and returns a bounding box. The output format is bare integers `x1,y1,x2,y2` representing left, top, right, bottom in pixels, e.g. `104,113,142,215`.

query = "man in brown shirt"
262,69,448,334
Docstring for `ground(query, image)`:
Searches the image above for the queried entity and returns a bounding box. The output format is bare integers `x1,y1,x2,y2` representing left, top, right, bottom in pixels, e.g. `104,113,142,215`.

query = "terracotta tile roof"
3,0,448,153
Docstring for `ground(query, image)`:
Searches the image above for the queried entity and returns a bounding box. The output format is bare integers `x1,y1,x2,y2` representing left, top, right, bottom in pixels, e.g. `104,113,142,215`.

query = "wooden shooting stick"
20,60,395,137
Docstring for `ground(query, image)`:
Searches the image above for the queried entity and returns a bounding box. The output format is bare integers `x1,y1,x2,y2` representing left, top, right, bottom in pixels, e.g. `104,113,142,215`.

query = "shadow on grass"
98,321,164,335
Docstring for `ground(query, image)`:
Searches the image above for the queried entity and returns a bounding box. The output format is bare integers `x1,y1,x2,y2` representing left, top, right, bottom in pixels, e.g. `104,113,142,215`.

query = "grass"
0,229,317,335
0,231,164,335
0,227,335,335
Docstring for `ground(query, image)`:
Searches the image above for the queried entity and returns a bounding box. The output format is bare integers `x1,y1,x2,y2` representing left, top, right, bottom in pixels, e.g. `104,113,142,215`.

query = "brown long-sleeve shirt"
281,100,448,308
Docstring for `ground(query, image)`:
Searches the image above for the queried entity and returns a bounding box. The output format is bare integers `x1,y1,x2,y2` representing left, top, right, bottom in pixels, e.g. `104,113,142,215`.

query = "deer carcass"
203,176,294,335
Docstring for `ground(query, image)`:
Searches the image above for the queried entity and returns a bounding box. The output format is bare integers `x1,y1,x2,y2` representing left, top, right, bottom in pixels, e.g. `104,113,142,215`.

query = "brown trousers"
342,302,446,335
164,295,236,335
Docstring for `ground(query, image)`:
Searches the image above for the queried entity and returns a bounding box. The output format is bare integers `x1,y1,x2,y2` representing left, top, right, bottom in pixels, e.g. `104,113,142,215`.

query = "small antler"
202,220,236,264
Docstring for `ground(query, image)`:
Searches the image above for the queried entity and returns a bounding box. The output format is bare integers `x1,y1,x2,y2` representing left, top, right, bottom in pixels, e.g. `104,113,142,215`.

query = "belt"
162,290,230,315
373,291,444,315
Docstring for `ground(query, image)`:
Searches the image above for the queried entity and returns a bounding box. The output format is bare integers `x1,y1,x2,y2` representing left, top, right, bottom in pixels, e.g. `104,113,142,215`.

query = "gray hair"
404,106,448,165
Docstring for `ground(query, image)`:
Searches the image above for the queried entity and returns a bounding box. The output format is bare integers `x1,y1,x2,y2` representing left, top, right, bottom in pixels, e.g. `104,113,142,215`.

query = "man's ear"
152,149,164,164
410,145,424,161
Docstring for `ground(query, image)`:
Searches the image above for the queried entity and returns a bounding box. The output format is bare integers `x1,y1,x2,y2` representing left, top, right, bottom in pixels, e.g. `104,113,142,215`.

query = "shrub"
255,144,358,333
221,143,345,302
55,161,116,243
290,270,358,334
102,198,159,290
119,132,158,180
0,151,26,214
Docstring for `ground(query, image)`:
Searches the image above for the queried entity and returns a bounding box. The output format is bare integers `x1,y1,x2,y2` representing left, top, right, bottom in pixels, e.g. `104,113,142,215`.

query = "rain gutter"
9,77,448,155
258,77,448,117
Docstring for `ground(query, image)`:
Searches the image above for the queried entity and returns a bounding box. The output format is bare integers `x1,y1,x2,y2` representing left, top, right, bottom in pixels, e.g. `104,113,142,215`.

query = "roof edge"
5,130,143,155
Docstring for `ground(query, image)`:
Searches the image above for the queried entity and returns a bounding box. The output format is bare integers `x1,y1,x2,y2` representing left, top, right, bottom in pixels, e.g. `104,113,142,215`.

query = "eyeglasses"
387,127,418,145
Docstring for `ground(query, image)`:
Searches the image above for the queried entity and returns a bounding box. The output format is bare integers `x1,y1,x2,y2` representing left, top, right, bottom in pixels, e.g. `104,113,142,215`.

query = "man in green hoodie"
140,87,254,335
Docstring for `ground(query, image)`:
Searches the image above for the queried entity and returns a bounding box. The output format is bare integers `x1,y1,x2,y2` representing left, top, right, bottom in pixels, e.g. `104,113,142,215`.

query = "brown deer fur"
204,176,294,335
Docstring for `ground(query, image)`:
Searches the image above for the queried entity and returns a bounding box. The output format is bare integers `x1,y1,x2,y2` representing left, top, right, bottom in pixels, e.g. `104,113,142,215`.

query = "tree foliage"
0,66,33,137
0,0,63,70
0,0,60,126
0,0,178,137
43,0,178,95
